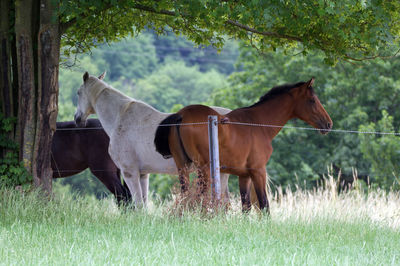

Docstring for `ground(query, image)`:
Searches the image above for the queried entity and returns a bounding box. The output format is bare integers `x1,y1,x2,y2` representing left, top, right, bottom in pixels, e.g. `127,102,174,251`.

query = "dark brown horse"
154,78,332,213
52,119,131,204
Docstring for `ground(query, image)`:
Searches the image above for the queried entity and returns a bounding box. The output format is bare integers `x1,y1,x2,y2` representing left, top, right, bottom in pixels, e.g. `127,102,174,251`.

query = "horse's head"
292,78,332,134
74,71,106,127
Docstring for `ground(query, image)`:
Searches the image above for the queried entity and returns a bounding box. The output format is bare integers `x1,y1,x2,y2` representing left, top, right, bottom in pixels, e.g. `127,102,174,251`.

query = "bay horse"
73,71,231,207
52,119,131,204
154,78,332,213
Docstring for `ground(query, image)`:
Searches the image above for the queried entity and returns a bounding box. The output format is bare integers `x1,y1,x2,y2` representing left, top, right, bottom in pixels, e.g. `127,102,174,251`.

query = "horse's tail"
154,113,193,164
154,113,182,159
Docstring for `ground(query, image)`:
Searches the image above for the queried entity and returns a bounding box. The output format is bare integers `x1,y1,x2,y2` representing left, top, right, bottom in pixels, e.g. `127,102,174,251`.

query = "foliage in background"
54,170,110,200
359,111,400,190
58,32,400,198
133,60,227,112
0,114,30,187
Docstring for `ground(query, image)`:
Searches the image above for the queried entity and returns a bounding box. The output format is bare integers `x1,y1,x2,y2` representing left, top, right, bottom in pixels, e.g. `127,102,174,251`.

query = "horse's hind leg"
179,167,190,193
250,171,269,214
169,125,191,193
196,166,209,195
238,176,251,213
140,174,149,205
220,173,230,205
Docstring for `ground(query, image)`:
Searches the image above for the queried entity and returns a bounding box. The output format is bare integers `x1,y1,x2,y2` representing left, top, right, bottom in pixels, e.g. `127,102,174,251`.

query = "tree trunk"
0,0,14,121
32,0,60,193
13,0,59,193
15,0,37,175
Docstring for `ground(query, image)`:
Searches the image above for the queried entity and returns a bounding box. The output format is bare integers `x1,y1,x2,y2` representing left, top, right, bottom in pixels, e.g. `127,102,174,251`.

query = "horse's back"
56,118,102,129
211,106,231,115
84,119,103,128
178,104,220,122
56,120,77,129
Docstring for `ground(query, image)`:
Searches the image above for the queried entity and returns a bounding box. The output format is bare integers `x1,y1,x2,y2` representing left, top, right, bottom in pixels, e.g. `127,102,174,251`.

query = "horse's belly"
138,153,178,175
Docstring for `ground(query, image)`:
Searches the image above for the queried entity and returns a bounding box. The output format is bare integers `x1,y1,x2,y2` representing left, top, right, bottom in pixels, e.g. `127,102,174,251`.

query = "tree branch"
132,4,176,16
60,3,113,34
344,48,400,62
60,3,303,44
225,19,302,42
60,18,77,34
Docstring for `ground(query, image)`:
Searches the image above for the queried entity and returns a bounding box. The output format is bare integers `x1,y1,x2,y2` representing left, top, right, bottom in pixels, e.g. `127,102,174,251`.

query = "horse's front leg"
238,176,251,213
122,169,144,208
140,174,149,205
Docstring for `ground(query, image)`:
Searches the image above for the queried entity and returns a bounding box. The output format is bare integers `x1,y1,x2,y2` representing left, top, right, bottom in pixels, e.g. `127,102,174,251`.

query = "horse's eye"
309,98,316,104
77,91,80,96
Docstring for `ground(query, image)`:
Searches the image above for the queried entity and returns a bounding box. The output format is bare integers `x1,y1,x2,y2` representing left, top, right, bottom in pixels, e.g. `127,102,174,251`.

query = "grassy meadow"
1,178,400,265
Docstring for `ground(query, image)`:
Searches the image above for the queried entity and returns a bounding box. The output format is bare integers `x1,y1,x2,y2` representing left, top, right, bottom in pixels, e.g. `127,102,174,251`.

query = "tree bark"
15,0,37,175
0,0,14,158
0,0,14,120
32,0,60,192
1,0,60,193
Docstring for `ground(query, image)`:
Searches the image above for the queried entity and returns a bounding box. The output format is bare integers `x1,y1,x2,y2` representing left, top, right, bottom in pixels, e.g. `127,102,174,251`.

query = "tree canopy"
61,0,400,64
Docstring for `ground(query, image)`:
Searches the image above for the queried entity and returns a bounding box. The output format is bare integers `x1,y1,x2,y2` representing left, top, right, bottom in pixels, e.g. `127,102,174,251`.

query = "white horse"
74,71,231,207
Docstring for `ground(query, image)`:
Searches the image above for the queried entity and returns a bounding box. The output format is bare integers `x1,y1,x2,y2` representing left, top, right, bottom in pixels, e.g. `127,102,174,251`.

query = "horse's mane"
89,77,129,100
248,81,310,108
88,76,161,113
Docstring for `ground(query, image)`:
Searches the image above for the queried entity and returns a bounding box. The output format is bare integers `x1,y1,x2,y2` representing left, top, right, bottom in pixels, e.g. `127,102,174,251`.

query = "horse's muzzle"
74,113,86,127
319,121,332,135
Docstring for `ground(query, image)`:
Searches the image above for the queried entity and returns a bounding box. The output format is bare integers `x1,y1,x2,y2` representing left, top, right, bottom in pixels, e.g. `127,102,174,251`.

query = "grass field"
1,179,400,265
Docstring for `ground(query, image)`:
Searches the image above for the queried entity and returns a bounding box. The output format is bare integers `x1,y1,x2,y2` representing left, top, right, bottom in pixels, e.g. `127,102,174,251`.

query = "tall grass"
1,176,399,265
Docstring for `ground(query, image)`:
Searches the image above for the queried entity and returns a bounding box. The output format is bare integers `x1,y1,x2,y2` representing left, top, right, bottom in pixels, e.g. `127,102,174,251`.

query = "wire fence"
55,120,400,136
53,120,399,178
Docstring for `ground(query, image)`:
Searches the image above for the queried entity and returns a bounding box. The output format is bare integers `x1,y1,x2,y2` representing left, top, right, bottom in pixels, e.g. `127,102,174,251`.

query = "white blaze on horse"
74,71,231,207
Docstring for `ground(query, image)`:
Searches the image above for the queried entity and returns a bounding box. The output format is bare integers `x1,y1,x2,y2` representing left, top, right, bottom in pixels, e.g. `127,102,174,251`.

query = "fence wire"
53,120,398,175
55,121,400,136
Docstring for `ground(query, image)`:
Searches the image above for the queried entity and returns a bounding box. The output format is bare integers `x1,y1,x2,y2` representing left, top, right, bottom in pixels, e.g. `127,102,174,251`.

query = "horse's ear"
83,72,89,82
98,71,106,80
307,77,315,88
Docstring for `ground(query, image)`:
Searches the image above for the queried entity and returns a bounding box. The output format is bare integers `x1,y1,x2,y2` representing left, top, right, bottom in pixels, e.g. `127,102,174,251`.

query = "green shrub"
0,114,31,187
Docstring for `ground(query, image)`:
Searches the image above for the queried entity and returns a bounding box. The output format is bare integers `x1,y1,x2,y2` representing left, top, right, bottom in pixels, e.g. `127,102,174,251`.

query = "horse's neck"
94,88,132,135
233,95,295,139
